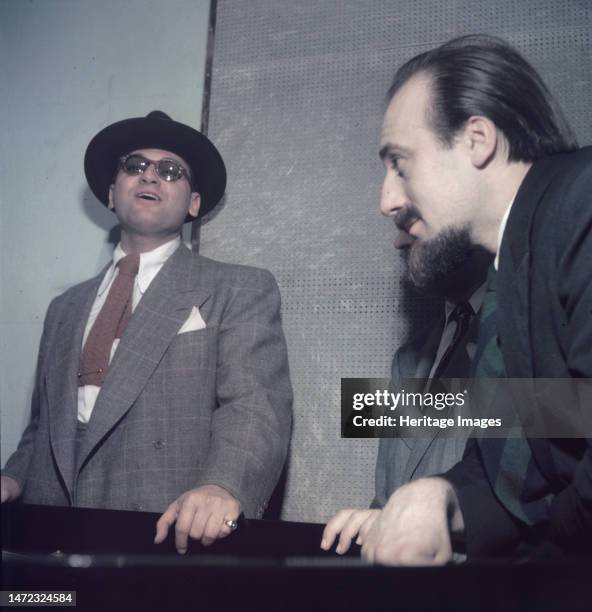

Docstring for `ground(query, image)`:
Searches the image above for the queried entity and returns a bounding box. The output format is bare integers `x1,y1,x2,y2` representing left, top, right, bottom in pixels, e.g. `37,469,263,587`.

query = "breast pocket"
160,326,219,373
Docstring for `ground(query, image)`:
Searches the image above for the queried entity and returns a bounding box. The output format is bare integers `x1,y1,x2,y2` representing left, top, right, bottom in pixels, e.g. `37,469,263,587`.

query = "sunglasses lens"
157,160,183,181
122,155,148,174
120,155,185,182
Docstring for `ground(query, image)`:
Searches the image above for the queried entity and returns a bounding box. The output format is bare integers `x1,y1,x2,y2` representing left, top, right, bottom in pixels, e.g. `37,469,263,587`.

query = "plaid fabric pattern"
473,266,550,527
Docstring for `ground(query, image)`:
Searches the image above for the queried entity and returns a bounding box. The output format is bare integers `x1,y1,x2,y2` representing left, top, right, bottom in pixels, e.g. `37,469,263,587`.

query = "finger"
201,511,225,546
187,503,212,545
204,499,240,544
361,538,375,564
336,510,373,554
321,509,355,550
218,510,241,540
218,523,234,539
375,540,428,566
175,500,201,554
433,537,453,565
361,518,381,564
154,502,179,544
356,511,379,545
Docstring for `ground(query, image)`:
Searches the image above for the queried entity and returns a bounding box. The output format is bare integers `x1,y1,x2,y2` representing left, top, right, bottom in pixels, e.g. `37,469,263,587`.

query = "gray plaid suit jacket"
2,244,293,518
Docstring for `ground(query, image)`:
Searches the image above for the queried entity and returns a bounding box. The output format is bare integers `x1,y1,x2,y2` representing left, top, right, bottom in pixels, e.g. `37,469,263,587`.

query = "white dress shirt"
494,201,514,271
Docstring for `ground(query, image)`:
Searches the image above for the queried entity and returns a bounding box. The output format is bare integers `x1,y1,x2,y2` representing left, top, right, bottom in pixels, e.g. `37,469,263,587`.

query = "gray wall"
200,0,592,523
0,0,211,465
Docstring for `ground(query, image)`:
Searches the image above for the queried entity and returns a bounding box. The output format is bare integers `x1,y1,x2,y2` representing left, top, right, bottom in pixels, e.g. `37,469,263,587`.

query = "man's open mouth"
136,192,161,201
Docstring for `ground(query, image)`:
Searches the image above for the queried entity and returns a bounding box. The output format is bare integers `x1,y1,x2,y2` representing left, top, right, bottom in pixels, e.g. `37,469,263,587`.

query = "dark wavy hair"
388,34,578,161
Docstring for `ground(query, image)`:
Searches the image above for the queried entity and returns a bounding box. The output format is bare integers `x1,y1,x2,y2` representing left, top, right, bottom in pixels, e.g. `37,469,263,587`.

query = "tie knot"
450,301,473,324
117,253,140,277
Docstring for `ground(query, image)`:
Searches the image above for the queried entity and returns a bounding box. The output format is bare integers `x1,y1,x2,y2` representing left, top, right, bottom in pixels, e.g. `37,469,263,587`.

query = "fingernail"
356,536,362,545
320,539,327,549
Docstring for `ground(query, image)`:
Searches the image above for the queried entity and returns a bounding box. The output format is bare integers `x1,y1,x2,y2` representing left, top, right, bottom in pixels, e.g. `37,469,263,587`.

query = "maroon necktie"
78,253,140,387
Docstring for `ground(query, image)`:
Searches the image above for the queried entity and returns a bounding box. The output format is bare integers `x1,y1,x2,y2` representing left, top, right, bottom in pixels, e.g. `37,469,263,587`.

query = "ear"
460,116,498,169
108,184,115,210
188,192,201,219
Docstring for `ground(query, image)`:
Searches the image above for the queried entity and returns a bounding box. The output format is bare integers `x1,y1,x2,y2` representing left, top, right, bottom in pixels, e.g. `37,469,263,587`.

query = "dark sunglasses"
119,154,192,184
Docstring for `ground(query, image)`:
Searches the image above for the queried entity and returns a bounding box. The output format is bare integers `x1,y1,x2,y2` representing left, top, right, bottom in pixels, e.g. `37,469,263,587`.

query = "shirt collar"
97,236,181,296
494,199,515,271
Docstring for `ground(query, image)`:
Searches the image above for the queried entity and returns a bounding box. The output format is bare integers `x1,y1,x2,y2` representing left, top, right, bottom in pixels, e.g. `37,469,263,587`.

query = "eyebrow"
129,151,186,165
379,144,410,160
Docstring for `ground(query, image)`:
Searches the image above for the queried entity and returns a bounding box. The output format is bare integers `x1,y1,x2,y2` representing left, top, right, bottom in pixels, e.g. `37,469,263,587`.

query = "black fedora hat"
84,111,226,221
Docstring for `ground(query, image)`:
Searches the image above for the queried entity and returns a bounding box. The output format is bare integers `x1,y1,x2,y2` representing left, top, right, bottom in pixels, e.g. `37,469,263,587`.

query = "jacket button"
153,439,165,449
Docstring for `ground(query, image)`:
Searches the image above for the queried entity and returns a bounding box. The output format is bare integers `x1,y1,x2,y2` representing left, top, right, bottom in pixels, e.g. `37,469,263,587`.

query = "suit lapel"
401,323,443,482
77,246,210,469
404,312,481,481
492,155,567,492
498,155,565,379
394,320,442,383
45,271,107,501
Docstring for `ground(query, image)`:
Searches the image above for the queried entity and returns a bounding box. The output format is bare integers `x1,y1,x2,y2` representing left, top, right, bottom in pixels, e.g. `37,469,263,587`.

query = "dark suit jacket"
446,146,592,557
2,245,293,518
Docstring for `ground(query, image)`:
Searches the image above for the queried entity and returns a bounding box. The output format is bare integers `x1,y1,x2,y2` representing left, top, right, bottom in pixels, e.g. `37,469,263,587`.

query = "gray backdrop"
198,0,592,523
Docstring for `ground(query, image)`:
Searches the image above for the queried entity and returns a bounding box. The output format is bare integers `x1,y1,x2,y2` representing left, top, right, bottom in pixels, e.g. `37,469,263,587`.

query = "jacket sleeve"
543,157,592,552
443,438,524,557
2,298,57,491
192,268,293,518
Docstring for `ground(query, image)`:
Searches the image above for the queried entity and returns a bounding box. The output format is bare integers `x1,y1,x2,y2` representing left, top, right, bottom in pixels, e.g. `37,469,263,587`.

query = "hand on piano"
1,475,21,503
320,508,379,554
361,477,463,566
153,484,241,553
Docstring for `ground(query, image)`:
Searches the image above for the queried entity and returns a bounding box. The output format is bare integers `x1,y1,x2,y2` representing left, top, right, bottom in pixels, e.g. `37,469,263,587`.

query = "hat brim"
84,116,226,221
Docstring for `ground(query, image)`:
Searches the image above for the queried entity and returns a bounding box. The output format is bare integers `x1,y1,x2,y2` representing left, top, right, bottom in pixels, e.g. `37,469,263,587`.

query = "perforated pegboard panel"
200,0,592,523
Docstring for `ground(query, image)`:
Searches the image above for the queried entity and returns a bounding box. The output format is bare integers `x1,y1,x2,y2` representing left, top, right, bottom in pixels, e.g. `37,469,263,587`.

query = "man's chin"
405,227,491,299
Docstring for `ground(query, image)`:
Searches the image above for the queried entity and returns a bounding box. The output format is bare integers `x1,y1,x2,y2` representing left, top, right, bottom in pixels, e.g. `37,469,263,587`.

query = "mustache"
394,206,421,233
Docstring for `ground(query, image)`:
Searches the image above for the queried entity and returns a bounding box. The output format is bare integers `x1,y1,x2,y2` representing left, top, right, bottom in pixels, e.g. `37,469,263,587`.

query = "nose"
380,169,408,217
140,161,160,183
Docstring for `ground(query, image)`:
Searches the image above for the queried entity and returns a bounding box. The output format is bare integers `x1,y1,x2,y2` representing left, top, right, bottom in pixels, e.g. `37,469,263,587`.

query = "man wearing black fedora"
1,111,293,553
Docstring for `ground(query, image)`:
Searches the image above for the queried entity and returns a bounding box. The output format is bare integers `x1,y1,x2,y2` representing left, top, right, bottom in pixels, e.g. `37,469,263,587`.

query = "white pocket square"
177,306,207,334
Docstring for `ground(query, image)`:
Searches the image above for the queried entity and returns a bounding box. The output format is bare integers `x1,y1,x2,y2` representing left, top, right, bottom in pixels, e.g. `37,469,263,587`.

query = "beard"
405,224,489,297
